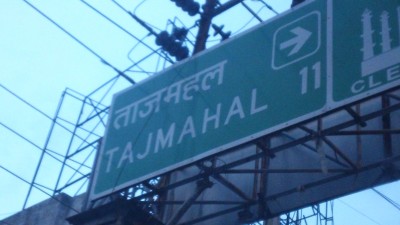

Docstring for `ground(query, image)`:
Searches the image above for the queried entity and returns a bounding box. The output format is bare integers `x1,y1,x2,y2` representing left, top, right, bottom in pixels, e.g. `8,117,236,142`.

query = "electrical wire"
256,0,279,15
372,188,400,211
232,0,281,36
80,0,172,64
111,0,157,35
0,84,51,120
167,17,199,46
62,147,96,190
127,34,154,67
22,0,135,84
337,199,383,225
0,164,80,214
206,0,280,44
0,84,97,191
231,5,267,36
1,71,107,200
0,121,87,177
241,1,263,22
133,0,147,14
0,84,99,143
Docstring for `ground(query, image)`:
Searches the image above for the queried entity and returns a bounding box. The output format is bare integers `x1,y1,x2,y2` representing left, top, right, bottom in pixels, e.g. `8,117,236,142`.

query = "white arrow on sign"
279,27,312,56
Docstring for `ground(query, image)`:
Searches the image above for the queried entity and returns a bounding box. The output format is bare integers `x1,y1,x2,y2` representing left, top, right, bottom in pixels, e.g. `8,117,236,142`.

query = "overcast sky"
0,0,399,224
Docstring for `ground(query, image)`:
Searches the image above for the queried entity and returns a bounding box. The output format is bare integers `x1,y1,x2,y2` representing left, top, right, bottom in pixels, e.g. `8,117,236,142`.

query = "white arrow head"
279,27,312,56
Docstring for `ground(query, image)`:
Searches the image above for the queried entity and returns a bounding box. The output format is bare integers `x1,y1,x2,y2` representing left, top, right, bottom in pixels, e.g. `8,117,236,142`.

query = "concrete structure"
1,193,163,225
1,193,86,225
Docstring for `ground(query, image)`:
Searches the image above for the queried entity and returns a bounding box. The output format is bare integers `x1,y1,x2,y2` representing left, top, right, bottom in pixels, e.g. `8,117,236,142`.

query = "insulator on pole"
155,30,189,61
171,0,200,16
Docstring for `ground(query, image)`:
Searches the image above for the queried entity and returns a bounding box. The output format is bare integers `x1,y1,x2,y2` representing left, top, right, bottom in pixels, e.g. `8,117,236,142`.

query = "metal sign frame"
90,0,400,201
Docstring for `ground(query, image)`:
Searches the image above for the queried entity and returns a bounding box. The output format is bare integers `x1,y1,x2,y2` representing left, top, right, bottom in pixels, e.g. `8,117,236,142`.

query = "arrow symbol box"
279,27,312,56
272,11,321,70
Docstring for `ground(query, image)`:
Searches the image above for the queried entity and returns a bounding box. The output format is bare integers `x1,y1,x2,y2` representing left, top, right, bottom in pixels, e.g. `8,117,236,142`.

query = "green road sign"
330,0,400,105
90,0,400,200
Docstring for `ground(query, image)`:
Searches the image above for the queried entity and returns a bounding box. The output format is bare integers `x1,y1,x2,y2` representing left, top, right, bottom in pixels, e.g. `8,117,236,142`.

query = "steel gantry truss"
22,77,123,208
66,85,400,225
20,0,290,212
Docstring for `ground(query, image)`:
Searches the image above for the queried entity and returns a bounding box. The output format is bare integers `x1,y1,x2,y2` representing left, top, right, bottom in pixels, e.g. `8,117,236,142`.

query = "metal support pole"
194,0,245,54
23,91,67,209
166,178,213,225
258,138,271,220
345,106,367,127
291,0,305,8
53,92,87,195
382,95,393,157
193,0,218,54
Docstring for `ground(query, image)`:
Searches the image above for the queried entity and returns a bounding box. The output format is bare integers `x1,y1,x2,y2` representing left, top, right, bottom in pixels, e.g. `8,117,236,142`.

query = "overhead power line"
258,0,279,15
372,188,400,211
0,121,88,175
0,164,80,214
0,84,100,143
80,0,174,64
338,199,383,225
22,0,135,84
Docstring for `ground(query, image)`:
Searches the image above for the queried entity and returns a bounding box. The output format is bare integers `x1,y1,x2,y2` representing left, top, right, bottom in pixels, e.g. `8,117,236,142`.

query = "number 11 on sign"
299,61,321,94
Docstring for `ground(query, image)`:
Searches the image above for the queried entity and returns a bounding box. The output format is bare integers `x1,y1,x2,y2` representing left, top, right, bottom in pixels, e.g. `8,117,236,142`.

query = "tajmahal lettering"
112,60,228,130
104,88,268,173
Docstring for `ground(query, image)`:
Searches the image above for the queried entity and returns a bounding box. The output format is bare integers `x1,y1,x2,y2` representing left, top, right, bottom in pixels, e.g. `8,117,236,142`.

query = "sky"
0,0,399,224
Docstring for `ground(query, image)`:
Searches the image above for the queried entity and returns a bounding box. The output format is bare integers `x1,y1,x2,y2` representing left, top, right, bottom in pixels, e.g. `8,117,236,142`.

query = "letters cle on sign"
112,60,228,130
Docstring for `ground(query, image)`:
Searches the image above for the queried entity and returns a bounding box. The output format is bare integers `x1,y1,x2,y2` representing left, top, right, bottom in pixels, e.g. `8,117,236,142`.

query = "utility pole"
193,0,243,55
193,0,218,54
291,0,305,8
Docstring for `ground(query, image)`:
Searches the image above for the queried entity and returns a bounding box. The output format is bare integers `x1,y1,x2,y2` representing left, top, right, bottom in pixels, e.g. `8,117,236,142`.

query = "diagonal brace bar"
166,179,213,225
320,136,358,170
345,106,367,127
